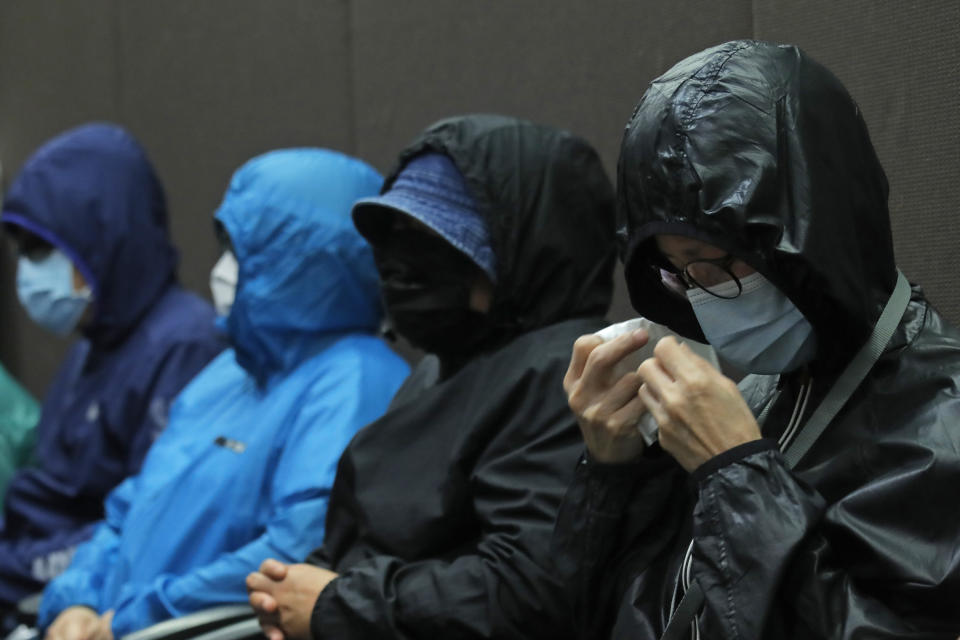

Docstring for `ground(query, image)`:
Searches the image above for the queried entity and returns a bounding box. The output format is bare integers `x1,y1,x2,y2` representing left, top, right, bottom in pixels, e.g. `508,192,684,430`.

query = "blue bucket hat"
352,153,496,281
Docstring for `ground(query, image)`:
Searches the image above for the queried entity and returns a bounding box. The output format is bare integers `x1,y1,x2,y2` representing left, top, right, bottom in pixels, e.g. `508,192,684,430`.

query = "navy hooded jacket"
0,123,224,603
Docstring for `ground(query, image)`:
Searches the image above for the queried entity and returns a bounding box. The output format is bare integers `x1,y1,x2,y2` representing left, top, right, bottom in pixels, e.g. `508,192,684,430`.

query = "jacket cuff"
310,581,334,639
689,438,778,485
579,445,674,514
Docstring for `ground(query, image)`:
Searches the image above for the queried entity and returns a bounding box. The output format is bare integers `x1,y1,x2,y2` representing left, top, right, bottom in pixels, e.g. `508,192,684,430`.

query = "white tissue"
593,317,719,446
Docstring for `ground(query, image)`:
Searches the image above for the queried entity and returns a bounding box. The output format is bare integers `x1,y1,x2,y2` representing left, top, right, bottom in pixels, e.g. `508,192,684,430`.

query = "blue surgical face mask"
16,249,92,336
686,272,817,374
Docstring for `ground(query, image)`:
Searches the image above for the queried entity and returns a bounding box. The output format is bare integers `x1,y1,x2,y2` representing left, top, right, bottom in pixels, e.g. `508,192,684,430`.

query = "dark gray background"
1,1,957,398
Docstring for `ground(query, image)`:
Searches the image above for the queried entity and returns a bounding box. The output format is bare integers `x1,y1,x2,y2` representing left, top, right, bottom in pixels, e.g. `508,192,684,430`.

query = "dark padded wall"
350,0,753,337
754,0,960,321
0,1,120,397
1,1,956,397
0,1,355,396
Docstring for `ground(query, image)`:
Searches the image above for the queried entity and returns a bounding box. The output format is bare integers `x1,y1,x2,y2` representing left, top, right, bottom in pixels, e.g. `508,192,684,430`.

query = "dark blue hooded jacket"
0,123,224,604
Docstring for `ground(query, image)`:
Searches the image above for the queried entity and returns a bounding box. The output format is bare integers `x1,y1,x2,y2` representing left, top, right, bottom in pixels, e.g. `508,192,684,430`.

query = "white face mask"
686,272,817,374
209,250,238,317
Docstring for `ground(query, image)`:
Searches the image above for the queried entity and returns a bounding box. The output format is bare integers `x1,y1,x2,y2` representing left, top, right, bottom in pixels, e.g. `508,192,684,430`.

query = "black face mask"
373,229,493,356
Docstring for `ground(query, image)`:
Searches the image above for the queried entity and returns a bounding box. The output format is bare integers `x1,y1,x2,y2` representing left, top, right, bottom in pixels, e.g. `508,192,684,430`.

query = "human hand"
564,329,651,463
636,337,761,472
92,610,113,640
45,606,101,640
247,559,338,640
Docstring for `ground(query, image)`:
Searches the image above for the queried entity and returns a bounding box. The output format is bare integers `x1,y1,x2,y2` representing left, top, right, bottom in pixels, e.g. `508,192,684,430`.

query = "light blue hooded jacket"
38,149,409,635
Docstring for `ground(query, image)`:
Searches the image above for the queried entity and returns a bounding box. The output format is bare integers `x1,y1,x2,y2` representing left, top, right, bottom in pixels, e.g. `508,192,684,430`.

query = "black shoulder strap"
660,270,911,640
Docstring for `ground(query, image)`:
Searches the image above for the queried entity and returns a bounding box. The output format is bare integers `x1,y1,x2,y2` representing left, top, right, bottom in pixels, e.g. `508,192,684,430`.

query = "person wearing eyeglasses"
554,41,960,638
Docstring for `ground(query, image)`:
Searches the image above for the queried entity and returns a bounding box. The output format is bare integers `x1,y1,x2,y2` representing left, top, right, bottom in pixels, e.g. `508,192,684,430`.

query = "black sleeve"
551,447,682,639
309,361,587,639
691,445,960,639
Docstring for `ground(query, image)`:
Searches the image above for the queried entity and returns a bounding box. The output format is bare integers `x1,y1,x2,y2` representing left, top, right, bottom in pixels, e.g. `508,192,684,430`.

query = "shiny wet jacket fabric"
305,114,616,639
37,149,409,636
0,124,224,604
552,41,960,638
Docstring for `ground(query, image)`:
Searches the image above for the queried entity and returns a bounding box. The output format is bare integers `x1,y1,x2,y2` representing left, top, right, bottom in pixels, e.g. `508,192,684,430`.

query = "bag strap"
783,270,910,467
660,270,911,640
661,581,704,640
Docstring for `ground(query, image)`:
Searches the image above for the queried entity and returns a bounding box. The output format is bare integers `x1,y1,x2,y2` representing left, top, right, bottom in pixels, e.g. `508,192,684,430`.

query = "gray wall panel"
1,2,956,394
117,0,355,300
0,0,119,397
754,0,960,321
350,0,753,323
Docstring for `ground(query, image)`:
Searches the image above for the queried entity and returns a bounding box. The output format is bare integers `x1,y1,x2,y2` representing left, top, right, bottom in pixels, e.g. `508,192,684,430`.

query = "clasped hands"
48,331,752,640
45,560,337,640
44,607,113,640
245,559,338,640
564,329,761,470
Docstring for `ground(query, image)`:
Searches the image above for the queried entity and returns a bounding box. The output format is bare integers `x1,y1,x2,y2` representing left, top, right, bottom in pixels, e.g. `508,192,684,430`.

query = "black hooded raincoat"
552,41,960,639
306,114,616,639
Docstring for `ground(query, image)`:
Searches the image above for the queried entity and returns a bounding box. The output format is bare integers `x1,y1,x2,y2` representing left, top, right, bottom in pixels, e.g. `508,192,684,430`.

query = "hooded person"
245,114,616,640
554,40,960,639
36,148,410,640
0,124,224,607
0,364,39,509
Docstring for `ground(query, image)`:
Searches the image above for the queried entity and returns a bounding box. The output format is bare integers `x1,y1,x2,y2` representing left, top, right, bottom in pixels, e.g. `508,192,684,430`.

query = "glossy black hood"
618,41,896,368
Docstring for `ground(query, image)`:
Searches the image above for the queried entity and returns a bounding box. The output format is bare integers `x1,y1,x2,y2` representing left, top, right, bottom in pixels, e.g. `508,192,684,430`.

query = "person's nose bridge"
686,262,721,286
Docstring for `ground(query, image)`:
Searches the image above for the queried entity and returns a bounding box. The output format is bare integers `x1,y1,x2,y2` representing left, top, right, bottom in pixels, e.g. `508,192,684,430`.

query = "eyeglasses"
658,254,743,299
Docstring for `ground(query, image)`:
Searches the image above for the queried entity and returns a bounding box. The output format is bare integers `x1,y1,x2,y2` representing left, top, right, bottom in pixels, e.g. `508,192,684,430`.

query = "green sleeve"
0,364,40,505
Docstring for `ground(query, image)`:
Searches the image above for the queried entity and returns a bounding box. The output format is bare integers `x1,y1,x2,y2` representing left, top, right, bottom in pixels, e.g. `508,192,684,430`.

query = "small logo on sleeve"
214,436,247,454
31,546,77,582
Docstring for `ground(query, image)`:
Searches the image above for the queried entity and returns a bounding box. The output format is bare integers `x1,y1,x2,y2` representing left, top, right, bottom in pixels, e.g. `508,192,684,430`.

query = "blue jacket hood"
215,148,385,379
2,123,178,345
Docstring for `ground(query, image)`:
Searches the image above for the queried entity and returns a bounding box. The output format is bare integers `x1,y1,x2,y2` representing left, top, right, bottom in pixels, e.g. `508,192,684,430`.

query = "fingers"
249,590,279,614
94,611,114,640
635,356,675,398
253,604,284,640
580,370,644,427
637,383,669,428
55,609,101,640
60,620,93,640
587,330,649,380
604,393,649,434
567,330,649,401
260,558,289,580
246,571,277,597
652,336,711,383
566,330,650,392
564,334,603,393
261,624,285,640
